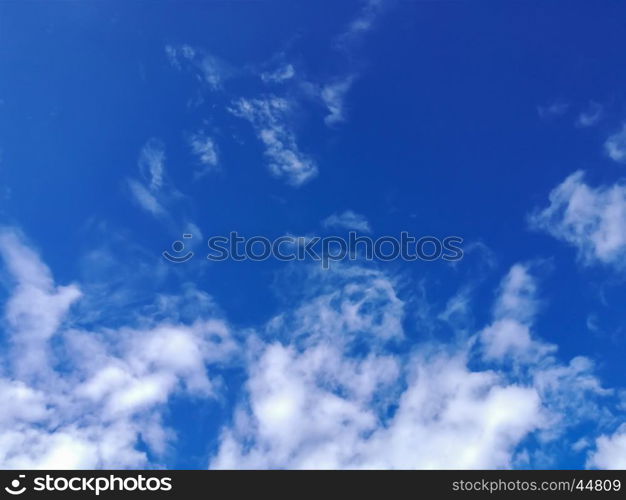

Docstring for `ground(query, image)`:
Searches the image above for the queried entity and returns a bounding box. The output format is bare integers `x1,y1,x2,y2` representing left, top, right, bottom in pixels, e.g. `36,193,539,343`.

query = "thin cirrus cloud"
335,0,387,50
537,100,569,120
321,76,356,126
261,64,295,84
162,2,388,188
165,44,227,91
604,124,626,163
127,139,168,217
188,130,219,177
229,96,318,186
322,210,372,233
576,101,604,128
127,179,165,217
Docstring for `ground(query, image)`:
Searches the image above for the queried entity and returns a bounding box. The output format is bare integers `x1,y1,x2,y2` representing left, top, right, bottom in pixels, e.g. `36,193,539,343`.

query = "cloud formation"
229,97,318,186
0,229,236,468
188,130,219,177
165,45,226,91
605,125,626,164
576,102,603,128
210,263,612,469
322,210,371,233
321,76,356,126
537,101,569,120
530,171,626,267
0,228,620,469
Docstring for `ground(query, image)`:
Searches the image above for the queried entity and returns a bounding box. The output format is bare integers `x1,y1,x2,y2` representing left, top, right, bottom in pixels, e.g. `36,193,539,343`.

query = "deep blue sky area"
1,0,626,470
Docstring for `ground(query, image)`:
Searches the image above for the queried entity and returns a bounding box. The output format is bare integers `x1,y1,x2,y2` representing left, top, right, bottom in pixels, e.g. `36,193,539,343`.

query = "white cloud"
189,131,219,177
127,179,164,216
229,97,318,186
587,425,626,469
576,102,603,128
336,0,386,49
530,171,626,267
165,45,225,91
127,139,170,218
479,265,554,363
0,229,81,379
492,263,538,323
261,64,295,83
211,263,610,469
138,138,165,191
0,228,617,469
604,125,626,164
321,76,355,126
537,101,569,120
165,44,195,69
0,229,236,468
322,210,371,233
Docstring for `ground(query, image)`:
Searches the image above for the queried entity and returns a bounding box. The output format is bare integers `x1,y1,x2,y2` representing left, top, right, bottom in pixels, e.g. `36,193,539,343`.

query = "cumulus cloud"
229,97,318,186
210,263,610,469
322,210,371,233
604,125,626,164
0,229,617,469
0,229,236,468
587,425,626,469
0,229,81,380
530,171,626,267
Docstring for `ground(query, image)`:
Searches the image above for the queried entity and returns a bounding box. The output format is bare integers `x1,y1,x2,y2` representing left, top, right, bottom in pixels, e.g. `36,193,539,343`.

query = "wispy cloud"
576,101,603,128
127,179,165,216
165,44,227,91
335,0,387,50
138,138,165,191
321,76,356,126
537,100,569,120
322,210,371,233
127,139,169,218
261,64,295,84
188,130,219,177
229,97,318,186
604,124,626,163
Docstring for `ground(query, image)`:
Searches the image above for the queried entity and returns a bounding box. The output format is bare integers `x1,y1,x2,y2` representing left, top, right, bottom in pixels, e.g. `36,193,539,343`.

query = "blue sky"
1,0,626,469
